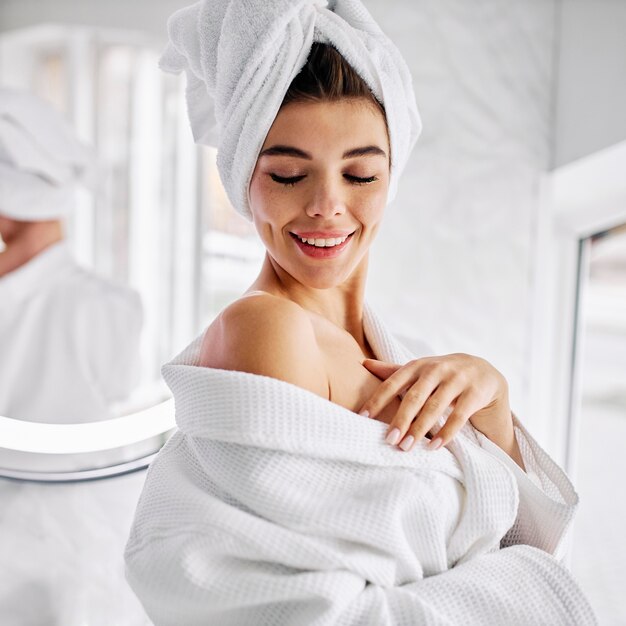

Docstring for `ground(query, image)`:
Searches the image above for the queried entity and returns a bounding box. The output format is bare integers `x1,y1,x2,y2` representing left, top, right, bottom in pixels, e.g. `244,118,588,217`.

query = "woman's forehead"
261,99,389,159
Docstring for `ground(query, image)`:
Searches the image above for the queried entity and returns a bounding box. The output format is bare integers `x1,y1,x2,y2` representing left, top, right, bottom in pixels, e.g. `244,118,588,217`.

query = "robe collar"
161,299,477,478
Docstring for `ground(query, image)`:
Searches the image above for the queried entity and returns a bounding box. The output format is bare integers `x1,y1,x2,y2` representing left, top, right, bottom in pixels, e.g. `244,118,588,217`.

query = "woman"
198,43,524,464
0,88,143,423
125,1,596,624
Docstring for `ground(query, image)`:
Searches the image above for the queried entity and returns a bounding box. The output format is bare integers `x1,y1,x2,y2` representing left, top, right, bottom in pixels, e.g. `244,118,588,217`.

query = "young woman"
125,2,596,624
198,42,525,464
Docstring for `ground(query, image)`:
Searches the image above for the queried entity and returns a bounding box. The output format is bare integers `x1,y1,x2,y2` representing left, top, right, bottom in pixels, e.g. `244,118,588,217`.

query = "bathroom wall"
553,0,626,167
362,0,624,431
365,0,558,425
0,0,181,39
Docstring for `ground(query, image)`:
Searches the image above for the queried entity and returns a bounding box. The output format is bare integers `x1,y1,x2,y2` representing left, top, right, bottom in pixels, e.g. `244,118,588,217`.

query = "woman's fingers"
358,359,423,416
361,359,400,378
361,354,509,453
432,389,485,445
390,381,461,452
419,390,485,452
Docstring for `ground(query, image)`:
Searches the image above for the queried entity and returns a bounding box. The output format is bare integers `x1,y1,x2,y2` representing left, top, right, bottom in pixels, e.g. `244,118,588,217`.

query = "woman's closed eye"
269,173,378,187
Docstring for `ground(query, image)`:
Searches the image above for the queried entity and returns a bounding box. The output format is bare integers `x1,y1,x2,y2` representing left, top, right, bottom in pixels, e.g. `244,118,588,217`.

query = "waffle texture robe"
125,300,596,625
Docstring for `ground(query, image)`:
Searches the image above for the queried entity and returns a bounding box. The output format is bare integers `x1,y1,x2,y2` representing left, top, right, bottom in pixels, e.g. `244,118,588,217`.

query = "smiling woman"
197,46,403,422
246,98,389,289
124,1,597,624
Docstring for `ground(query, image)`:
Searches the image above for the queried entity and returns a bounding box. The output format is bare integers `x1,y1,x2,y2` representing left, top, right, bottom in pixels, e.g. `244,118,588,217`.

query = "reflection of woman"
125,1,596,624
0,89,150,626
0,88,143,423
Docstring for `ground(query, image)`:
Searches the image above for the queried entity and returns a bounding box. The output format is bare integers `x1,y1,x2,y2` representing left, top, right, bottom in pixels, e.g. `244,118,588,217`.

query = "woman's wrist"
478,411,527,471
470,405,527,471
492,423,526,471
469,397,512,440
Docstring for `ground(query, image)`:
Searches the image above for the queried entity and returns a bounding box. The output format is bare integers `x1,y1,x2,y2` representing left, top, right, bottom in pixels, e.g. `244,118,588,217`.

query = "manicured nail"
359,409,370,418
385,427,401,446
428,437,442,451
399,435,414,451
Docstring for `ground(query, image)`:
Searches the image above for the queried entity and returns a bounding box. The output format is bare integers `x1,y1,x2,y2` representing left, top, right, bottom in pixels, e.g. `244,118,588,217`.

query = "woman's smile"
289,230,356,259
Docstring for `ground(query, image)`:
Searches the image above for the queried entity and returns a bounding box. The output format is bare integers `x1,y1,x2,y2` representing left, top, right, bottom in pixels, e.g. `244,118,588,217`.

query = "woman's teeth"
296,234,349,247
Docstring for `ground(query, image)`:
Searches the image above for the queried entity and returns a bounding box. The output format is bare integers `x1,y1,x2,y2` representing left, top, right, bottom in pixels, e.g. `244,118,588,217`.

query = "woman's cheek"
354,188,386,218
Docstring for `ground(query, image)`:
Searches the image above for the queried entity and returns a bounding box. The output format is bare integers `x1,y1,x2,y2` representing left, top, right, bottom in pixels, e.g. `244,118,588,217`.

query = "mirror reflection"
0,86,144,423
0,23,266,431
0,17,265,623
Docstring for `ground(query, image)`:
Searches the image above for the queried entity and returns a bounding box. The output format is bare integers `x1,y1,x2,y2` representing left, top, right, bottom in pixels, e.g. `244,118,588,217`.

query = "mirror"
0,20,264,477
0,8,265,624
0,25,182,436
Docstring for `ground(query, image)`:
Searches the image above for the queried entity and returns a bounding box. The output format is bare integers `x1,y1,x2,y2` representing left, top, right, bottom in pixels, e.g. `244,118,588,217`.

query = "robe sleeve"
471,412,579,561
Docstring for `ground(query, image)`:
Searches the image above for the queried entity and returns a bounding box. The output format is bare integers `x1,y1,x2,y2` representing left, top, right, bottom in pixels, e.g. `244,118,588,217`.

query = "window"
570,223,626,624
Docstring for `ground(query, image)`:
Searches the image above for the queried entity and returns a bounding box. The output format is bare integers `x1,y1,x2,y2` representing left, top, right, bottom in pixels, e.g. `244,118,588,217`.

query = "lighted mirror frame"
0,400,176,482
529,139,626,476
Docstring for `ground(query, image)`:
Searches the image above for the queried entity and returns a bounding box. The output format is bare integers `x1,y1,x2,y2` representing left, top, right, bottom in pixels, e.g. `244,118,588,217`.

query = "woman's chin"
295,266,355,290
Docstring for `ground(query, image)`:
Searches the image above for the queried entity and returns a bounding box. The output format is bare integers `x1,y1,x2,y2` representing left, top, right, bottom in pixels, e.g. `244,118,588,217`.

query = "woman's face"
248,97,390,290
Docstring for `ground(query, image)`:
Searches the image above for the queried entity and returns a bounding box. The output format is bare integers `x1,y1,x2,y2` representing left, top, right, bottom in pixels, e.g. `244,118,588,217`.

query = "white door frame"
528,140,626,479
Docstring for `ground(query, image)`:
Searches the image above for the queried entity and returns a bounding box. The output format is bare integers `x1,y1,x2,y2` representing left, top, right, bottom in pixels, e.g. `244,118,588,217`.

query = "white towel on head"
159,0,422,222
0,88,96,221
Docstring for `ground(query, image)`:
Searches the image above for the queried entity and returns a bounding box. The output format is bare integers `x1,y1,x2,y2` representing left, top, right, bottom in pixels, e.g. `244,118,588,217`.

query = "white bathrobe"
124,300,596,625
0,240,143,423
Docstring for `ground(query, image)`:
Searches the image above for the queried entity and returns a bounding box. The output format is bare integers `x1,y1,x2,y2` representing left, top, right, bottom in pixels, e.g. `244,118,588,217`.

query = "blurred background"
0,0,624,624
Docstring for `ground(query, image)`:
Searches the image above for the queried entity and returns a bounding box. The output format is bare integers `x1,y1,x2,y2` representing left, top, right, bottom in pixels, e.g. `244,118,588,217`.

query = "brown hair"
281,42,390,163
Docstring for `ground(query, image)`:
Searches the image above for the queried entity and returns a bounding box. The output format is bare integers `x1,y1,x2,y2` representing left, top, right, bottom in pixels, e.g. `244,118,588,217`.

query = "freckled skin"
247,98,390,334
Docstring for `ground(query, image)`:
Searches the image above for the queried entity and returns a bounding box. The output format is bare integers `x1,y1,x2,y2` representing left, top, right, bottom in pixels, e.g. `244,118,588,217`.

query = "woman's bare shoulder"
198,291,329,399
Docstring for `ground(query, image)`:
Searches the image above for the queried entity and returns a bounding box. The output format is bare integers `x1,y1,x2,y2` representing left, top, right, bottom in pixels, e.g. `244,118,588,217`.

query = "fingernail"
358,409,370,418
428,437,442,451
399,435,414,451
385,427,401,446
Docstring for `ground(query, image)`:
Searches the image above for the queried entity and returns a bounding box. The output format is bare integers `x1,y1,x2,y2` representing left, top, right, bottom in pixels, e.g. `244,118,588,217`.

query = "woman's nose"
304,179,347,218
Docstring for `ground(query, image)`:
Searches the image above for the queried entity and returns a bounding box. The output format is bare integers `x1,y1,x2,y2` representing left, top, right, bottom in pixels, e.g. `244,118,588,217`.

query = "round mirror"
0,23,196,478
0,9,263,624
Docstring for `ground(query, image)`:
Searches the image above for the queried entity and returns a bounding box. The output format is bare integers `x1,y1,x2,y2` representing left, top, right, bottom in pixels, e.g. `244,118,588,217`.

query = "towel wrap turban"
0,88,96,221
159,0,422,222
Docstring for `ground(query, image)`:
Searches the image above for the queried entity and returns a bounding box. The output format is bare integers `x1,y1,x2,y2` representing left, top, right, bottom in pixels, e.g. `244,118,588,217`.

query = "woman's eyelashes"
269,173,378,187
269,173,306,187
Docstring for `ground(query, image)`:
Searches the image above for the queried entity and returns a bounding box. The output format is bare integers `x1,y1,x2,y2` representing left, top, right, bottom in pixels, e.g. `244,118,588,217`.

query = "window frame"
529,140,626,476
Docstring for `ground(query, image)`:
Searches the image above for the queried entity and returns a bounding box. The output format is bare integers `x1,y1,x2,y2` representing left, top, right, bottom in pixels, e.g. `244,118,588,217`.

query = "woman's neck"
247,252,370,352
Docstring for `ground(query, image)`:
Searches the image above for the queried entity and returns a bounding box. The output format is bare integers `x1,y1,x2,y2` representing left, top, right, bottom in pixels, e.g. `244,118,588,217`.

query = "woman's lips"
289,231,355,259
292,230,354,239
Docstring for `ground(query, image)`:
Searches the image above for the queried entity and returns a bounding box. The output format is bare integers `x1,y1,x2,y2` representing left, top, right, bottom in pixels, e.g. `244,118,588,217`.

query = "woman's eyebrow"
259,144,387,159
343,145,387,159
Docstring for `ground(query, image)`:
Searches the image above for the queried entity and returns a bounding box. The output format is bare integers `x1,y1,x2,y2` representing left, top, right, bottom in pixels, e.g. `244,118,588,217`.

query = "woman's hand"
357,354,514,453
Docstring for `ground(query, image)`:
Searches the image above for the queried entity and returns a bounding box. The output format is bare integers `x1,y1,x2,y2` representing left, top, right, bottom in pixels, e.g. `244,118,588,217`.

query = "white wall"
365,0,558,424
0,0,181,42
553,0,626,168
